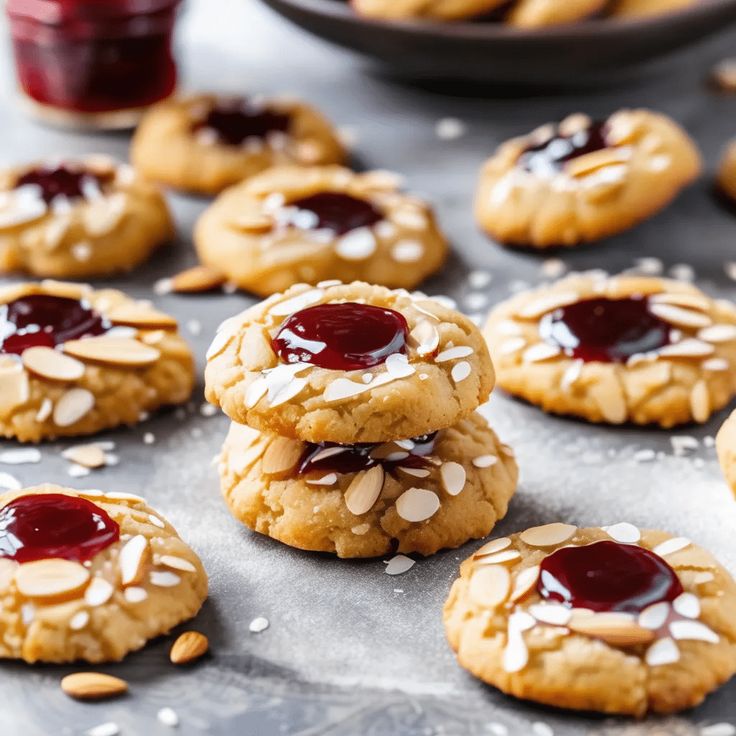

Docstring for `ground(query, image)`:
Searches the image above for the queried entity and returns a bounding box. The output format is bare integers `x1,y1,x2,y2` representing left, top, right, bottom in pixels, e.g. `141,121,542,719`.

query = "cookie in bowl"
609,0,697,18
475,110,701,247
351,0,507,21
131,94,345,195
194,166,448,295
482,272,736,427
0,484,207,663
205,281,494,443
0,156,172,278
444,522,736,715
0,281,195,442
507,0,606,27
218,413,517,558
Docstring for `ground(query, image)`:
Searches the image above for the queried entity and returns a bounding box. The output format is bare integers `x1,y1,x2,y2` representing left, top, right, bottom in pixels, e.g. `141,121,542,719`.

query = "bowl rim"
263,0,736,39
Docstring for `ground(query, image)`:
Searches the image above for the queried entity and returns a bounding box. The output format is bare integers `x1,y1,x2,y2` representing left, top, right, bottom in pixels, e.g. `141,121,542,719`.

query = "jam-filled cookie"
0,156,172,278
483,273,736,427
205,281,494,443
444,523,736,715
475,110,701,248
507,0,605,27
0,485,207,663
716,410,736,498
131,94,345,195
218,413,517,558
0,281,195,442
194,166,448,296
351,0,507,20
608,0,697,17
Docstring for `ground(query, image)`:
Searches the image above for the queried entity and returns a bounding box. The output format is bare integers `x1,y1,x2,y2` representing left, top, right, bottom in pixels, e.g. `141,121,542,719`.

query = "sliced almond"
22,347,85,382
170,265,226,293
522,343,561,363
475,550,522,566
439,462,466,496
64,337,160,367
698,324,736,343
107,304,178,330
159,555,197,573
658,339,714,358
61,672,128,701
53,388,94,427
468,565,511,609
118,534,149,587
565,147,631,178
15,558,90,599
230,213,274,234
0,363,29,414
690,380,710,423
650,292,710,312
261,437,303,478
568,612,655,646
395,487,440,523
509,565,540,603
62,444,106,469
519,523,577,548
648,303,712,329
410,320,440,357
40,280,90,300
84,576,114,607
170,630,209,664
558,113,592,136
589,375,627,424
516,291,579,320
344,465,384,515
474,537,512,559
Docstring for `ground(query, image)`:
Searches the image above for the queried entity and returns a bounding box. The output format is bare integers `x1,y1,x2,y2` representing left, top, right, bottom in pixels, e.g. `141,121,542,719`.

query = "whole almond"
170,630,209,665
61,672,128,700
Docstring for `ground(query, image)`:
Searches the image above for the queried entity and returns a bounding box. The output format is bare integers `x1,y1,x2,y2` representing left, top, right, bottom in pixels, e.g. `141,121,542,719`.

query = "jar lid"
7,0,181,24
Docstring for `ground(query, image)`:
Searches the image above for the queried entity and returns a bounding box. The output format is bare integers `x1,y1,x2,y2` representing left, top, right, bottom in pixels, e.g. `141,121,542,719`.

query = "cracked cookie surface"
0,156,172,278
219,412,517,558
474,109,701,248
194,166,448,296
483,273,736,427
205,281,494,443
131,94,345,195
444,523,736,716
0,281,195,442
0,484,207,663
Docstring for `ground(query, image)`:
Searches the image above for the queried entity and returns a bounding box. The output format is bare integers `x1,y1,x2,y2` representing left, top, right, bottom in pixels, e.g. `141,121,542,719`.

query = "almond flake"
306,473,338,486
659,339,714,358
653,537,691,557
69,610,90,630
670,619,719,643
0,448,41,465
345,465,384,515
119,535,149,586
0,363,30,414
157,707,179,728
22,346,85,382
638,602,670,630
510,565,540,603
231,213,273,233
262,437,303,477
392,240,424,262
385,353,415,378
565,147,632,178
410,321,440,356
569,612,654,646
170,265,226,293
399,466,431,478
469,564,511,608
62,444,106,469
451,361,471,383
124,586,147,603
529,604,572,626
385,554,415,575
0,472,21,490
16,558,90,599
475,550,521,566
440,461,466,496
694,571,715,585
64,337,160,367
53,388,95,427
352,523,370,535
703,358,729,371
395,487,440,522
249,616,269,633
84,577,114,606
503,611,536,673
61,672,128,701
672,592,700,619
170,630,209,664
602,522,641,544
159,555,197,573
435,346,473,363
107,304,178,330
649,303,712,329
472,455,497,469
698,324,736,343
516,292,579,320
335,227,376,261
269,288,324,317
523,343,561,363
690,381,710,423
150,570,181,587
650,292,710,311
474,537,512,559
498,337,527,355
86,722,120,736
519,523,576,548
645,637,680,666
36,397,53,422
700,724,736,736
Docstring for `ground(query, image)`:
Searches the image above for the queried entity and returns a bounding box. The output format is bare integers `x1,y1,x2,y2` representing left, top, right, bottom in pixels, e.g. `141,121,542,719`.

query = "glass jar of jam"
6,0,182,129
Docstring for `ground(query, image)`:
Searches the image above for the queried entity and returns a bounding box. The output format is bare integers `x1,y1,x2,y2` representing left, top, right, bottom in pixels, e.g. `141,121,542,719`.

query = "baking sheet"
3,2,736,734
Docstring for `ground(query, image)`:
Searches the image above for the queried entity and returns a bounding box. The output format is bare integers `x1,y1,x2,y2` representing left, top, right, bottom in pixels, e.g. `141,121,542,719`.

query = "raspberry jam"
0,294,110,355
0,493,119,563
538,540,683,614
15,163,110,205
193,99,291,146
272,302,409,370
539,296,672,363
518,121,609,177
287,192,383,235
299,433,437,476
7,0,180,124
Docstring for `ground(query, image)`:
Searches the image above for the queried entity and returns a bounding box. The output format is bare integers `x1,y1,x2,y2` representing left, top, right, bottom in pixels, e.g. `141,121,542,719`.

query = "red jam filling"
287,192,383,235
193,99,291,146
518,120,609,177
0,294,110,355
272,302,408,371
0,493,119,563
538,296,672,363
538,540,683,614
7,0,180,114
15,163,110,204
299,433,437,476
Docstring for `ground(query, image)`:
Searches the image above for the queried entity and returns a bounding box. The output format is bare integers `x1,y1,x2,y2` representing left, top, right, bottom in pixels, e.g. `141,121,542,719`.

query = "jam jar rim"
6,0,182,25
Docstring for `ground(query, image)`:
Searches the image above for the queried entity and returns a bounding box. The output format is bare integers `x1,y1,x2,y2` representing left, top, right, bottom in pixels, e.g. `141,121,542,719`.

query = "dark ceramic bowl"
258,0,736,85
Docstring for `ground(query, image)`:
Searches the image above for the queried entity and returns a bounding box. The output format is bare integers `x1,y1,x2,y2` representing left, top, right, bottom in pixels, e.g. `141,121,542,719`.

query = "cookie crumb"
0,448,41,465
249,616,269,633
435,117,466,141
633,449,656,463
157,707,180,728
86,724,120,736
384,554,415,575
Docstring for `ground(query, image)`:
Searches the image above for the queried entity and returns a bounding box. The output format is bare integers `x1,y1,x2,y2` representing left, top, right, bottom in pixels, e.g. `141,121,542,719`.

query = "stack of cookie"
204,281,518,558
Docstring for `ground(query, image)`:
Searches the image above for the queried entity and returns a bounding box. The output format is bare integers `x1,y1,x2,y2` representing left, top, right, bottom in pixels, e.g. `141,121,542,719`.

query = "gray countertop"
4,2,736,734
